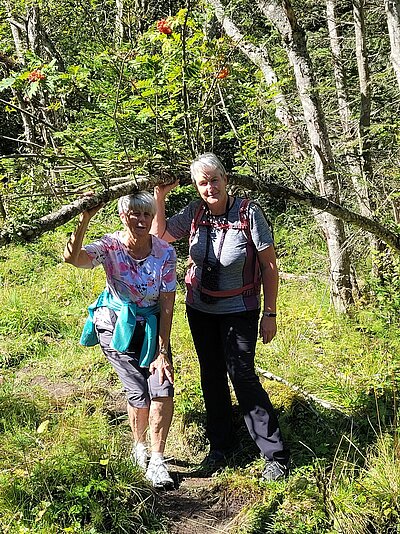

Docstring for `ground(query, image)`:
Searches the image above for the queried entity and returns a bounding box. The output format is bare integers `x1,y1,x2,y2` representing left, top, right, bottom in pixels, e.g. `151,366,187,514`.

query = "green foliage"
0,405,160,533
274,208,328,275
1,212,400,532
365,251,400,324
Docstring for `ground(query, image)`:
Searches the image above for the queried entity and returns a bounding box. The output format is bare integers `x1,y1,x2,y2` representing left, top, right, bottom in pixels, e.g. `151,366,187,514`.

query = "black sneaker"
194,449,227,477
261,460,289,482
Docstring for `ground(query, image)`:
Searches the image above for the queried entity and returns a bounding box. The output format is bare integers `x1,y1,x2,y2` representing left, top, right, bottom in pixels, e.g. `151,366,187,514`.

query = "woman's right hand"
79,192,104,222
79,203,103,222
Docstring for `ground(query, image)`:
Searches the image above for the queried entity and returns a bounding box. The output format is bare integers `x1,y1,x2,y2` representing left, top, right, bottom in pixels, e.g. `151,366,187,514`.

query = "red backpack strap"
239,199,261,309
190,202,207,245
186,202,207,304
239,198,251,234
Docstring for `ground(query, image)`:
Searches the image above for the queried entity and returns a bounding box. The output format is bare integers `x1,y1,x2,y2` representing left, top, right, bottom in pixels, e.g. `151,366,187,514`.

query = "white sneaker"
131,444,148,470
145,456,174,489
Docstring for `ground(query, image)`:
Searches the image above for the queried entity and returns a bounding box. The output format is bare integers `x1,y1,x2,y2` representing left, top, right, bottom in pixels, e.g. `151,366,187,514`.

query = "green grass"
1,223,400,532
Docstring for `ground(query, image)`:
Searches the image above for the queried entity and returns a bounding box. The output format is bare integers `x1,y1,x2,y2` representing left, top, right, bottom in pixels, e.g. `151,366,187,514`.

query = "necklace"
128,249,150,261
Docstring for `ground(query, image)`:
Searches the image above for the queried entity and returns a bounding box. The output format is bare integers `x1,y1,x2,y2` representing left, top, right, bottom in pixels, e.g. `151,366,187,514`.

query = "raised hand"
154,180,180,200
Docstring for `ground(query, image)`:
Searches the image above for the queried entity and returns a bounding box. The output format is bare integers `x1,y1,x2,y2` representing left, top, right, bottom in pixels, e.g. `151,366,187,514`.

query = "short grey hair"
118,191,157,217
190,153,226,183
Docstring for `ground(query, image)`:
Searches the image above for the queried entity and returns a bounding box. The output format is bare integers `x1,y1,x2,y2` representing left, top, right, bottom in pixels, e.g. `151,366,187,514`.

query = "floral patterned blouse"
84,232,177,307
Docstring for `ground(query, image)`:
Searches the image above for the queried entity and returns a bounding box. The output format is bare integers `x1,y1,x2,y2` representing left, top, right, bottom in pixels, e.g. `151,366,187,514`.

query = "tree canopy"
1,0,400,309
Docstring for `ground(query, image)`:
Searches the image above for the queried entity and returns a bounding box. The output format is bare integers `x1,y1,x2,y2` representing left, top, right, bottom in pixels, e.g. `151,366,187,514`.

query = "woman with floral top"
64,191,176,489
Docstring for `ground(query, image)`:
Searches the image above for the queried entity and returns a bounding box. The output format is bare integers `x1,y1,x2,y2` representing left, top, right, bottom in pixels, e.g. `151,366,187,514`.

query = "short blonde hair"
118,191,157,216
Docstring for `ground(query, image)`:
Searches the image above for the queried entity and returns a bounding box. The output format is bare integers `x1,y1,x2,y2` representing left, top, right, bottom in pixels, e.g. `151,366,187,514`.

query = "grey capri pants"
94,307,174,408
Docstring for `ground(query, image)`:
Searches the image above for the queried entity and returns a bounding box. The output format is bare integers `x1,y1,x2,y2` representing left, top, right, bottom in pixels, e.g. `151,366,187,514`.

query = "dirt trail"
160,460,247,534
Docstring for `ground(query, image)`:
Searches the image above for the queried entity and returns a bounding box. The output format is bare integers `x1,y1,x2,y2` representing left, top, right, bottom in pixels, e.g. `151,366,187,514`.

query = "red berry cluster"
216,67,229,79
28,69,46,82
156,19,172,35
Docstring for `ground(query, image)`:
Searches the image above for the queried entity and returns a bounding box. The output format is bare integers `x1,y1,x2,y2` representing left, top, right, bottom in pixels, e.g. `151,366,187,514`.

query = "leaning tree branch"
228,174,400,252
257,367,344,413
1,172,400,252
0,174,174,245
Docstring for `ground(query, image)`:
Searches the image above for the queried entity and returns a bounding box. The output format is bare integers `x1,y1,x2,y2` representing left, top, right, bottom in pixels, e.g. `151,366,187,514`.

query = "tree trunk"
0,195,7,221
13,95,38,147
26,3,41,56
116,0,125,45
385,0,400,90
4,0,26,62
257,0,353,311
326,0,364,205
327,0,378,254
353,0,373,208
353,0,386,267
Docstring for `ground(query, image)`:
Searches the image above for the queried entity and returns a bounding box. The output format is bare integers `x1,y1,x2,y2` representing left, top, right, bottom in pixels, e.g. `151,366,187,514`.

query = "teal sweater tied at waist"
80,289,160,368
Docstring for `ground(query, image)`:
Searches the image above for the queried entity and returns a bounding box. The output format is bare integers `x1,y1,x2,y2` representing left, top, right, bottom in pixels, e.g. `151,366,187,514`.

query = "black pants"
186,305,289,464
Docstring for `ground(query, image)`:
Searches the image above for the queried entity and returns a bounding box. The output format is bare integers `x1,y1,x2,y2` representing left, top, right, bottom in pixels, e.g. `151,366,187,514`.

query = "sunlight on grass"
2,228,400,532
258,279,400,414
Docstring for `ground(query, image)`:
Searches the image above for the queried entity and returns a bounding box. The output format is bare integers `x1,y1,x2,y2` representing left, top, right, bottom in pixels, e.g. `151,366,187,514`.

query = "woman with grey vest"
152,153,289,482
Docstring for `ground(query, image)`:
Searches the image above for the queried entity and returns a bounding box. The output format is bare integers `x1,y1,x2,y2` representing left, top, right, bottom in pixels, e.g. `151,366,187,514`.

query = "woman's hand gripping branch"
151,180,179,243
63,195,103,268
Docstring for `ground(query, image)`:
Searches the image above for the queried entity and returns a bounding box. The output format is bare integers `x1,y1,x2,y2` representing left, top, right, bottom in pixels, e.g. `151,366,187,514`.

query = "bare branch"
0,174,175,245
0,170,399,252
257,367,348,415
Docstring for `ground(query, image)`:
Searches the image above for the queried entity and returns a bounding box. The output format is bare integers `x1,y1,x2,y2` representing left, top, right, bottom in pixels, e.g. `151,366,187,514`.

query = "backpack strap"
186,202,206,304
189,202,207,246
239,199,261,309
185,198,261,308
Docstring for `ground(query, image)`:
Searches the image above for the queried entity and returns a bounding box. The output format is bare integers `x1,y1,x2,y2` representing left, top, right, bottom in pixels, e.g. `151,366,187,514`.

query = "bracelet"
159,347,168,356
263,312,277,318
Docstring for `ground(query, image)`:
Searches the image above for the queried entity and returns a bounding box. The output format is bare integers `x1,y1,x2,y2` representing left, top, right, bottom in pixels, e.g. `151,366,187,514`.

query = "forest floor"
160,464,246,534
20,368,252,534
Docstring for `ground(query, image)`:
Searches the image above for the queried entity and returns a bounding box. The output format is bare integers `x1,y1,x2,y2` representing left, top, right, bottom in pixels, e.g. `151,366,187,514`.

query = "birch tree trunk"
352,0,385,268
326,0,362,199
326,0,375,224
26,3,41,56
4,3,26,62
115,0,125,45
256,0,353,311
385,0,400,90
353,0,373,209
4,1,38,145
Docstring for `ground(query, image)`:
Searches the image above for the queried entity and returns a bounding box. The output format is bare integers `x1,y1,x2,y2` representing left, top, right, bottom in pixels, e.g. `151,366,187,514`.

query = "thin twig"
0,97,101,180
181,0,196,157
217,84,258,175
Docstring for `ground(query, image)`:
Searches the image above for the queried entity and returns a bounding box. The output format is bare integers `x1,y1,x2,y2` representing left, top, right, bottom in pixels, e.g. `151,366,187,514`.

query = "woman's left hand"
149,353,174,384
259,316,277,344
